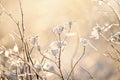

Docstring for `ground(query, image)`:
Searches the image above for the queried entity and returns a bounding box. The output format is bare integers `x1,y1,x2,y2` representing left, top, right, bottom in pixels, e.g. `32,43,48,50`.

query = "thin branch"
67,46,86,80
71,32,79,79
79,66,94,80
19,0,25,37
58,34,64,80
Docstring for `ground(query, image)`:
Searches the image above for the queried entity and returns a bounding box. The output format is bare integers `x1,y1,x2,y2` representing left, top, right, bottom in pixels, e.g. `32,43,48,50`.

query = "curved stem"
79,66,94,80
67,46,86,80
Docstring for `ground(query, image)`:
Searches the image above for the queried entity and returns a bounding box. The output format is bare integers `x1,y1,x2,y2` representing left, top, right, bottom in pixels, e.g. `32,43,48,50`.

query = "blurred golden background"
0,0,120,80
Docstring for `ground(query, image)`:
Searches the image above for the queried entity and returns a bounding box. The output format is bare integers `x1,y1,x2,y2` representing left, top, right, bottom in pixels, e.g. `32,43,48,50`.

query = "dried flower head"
53,25,64,35
29,35,38,45
34,64,42,72
43,62,55,72
80,38,97,50
80,38,89,46
51,47,58,56
90,24,104,39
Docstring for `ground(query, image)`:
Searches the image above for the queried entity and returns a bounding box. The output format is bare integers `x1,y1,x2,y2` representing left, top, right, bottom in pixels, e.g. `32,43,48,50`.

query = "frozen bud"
80,38,97,50
48,66,54,72
90,24,104,39
34,64,41,72
80,38,89,46
43,62,55,72
56,41,67,48
53,25,64,34
51,47,58,56
29,35,38,45
35,43,41,51
67,21,72,28
4,71,18,80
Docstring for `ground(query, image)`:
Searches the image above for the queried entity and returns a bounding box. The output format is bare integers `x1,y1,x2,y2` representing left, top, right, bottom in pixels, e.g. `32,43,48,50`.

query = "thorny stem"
67,46,86,80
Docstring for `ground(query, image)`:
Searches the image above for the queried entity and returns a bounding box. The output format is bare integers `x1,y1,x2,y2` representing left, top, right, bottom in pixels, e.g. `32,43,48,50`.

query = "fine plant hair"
0,0,94,80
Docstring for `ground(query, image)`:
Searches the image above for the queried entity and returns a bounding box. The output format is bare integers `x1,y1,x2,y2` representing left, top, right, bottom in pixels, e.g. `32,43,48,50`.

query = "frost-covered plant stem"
67,46,86,80
58,34,64,80
18,1,33,79
71,32,79,79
